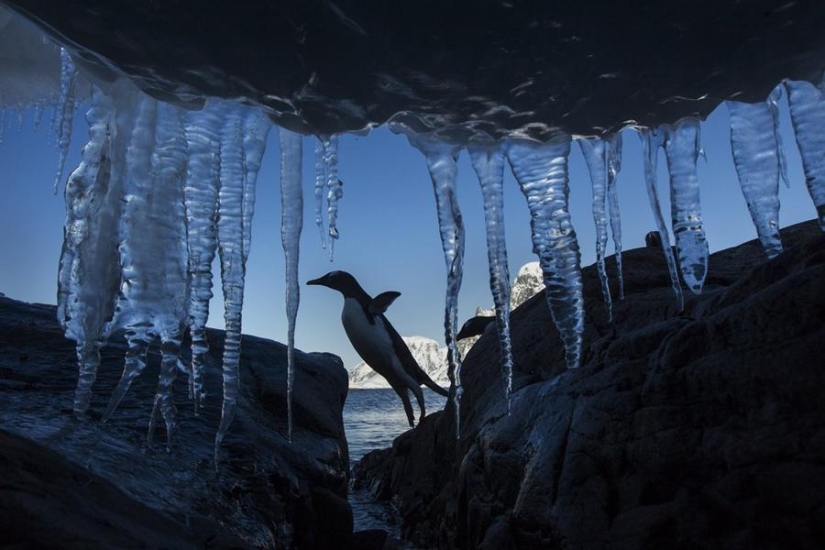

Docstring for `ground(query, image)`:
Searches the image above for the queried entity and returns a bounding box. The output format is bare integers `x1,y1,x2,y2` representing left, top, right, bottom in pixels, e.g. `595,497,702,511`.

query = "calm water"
344,388,448,536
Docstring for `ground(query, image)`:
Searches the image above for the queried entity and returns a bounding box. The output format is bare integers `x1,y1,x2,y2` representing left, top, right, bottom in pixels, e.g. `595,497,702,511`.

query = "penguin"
456,314,496,341
307,270,449,428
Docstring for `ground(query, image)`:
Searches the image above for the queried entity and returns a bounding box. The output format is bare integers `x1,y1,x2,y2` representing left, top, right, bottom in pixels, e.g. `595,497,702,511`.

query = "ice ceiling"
2,0,824,458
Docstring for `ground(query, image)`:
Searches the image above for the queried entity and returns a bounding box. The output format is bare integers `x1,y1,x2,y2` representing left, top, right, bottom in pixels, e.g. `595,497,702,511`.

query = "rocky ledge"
353,220,825,549
0,297,352,548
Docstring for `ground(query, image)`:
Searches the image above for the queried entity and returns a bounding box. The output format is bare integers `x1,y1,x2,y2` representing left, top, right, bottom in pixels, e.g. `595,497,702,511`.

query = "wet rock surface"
353,220,825,549
0,297,352,548
5,0,825,140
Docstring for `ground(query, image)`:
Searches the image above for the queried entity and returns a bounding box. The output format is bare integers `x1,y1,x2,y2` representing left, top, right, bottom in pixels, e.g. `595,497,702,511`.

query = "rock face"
352,220,825,549
5,1,825,140
0,297,351,549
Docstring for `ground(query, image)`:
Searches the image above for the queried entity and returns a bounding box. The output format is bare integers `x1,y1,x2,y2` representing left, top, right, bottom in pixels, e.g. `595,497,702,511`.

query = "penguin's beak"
306,276,325,286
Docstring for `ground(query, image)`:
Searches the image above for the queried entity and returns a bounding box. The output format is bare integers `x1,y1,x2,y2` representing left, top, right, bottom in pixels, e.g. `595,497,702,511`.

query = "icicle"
639,128,684,311
32,99,45,132
727,98,784,258
578,137,613,321
53,48,78,195
102,92,159,422
663,119,709,294
785,77,825,230
214,109,250,465
103,89,188,430
407,133,465,436
57,86,121,417
280,129,302,442
146,101,189,449
241,110,271,262
468,143,515,405
182,101,224,412
605,133,625,299
768,87,791,189
314,138,328,248
324,135,343,260
507,136,584,370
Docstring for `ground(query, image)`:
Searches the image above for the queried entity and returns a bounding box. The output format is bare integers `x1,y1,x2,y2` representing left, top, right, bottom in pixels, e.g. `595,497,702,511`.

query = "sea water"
344,388,448,536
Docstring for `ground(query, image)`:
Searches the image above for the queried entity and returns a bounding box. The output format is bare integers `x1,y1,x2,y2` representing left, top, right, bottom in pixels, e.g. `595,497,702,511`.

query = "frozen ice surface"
663,119,709,295
507,137,584,370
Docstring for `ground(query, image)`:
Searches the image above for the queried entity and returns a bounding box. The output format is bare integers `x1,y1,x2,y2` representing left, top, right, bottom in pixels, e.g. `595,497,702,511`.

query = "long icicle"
182,100,224,412
102,92,160,422
407,134,465,436
727,97,784,258
146,101,189,450
57,86,121,418
280,129,303,442
214,109,248,466
605,133,625,299
53,48,78,195
639,128,684,311
664,119,708,295
578,137,613,321
324,135,343,260
785,76,825,230
468,143,515,408
507,136,584,370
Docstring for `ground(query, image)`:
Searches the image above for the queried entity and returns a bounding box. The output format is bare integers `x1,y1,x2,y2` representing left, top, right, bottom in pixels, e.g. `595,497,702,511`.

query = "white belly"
342,298,402,379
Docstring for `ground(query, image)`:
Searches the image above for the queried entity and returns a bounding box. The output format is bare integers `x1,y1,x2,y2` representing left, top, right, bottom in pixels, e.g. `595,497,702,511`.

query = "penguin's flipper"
368,291,401,315
391,385,415,428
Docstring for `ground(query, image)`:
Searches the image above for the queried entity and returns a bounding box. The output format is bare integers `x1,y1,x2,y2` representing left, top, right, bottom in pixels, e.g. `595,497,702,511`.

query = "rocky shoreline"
352,220,825,549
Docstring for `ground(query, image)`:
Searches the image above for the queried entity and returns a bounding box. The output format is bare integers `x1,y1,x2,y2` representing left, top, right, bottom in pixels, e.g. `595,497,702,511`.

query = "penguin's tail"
420,373,449,397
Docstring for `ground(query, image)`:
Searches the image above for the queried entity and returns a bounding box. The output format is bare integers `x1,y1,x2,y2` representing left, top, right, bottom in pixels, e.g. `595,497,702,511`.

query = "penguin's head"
306,270,361,297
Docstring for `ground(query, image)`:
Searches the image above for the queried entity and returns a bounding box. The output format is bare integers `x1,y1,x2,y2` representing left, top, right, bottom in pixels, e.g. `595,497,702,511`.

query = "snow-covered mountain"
348,262,545,389
348,336,450,390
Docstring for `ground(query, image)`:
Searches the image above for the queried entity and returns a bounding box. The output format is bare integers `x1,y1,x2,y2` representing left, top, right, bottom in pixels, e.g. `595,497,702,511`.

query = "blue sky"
0,96,818,370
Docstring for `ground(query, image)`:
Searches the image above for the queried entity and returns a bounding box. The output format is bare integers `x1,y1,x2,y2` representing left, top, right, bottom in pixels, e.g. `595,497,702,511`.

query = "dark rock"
0,296,351,548
352,220,825,549
5,1,825,140
644,231,661,249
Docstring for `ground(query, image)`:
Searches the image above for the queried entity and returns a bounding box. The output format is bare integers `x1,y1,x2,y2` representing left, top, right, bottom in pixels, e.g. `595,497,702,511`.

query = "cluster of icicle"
403,76,825,438
55,72,320,465
50,39,825,453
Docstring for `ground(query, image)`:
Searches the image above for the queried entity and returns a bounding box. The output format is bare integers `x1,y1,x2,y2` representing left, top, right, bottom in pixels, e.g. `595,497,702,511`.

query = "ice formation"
182,100,224,413
663,119,709,295
323,135,343,260
785,77,825,230
727,89,785,258
280,129,303,442
605,134,625,300
406,133,465,435
507,137,585,370
314,138,328,247
6,8,825,457
53,48,77,194
468,144,516,407
639,128,685,311
578,137,614,321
